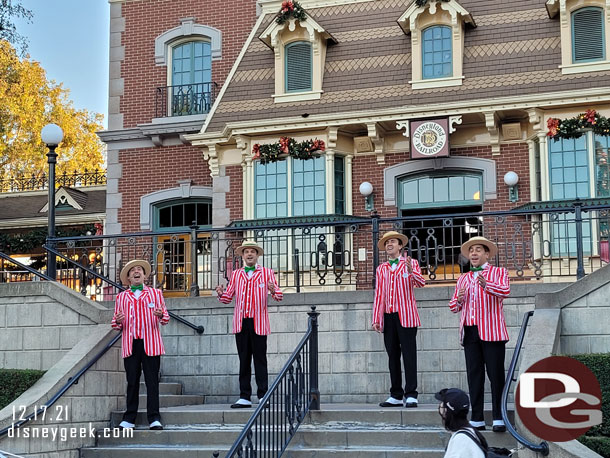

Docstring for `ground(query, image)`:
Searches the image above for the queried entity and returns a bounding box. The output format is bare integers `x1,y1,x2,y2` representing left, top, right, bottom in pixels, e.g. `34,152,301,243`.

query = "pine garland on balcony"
252,137,325,164
415,0,450,7
276,1,307,24
547,110,610,140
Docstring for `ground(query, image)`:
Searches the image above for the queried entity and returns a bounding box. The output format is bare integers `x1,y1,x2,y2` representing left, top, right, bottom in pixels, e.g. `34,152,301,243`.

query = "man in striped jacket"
448,237,510,433
372,231,426,408
216,241,283,408
111,259,169,430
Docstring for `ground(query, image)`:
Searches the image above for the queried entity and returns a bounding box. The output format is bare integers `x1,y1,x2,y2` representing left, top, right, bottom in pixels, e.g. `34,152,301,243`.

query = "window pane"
433,177,449,203
172,204,184,227
549,134,590,200
159,207,171,228
418,179,433,203
255,160,289,219
464,177,481,201
184,203,196,226
403,180,418,204
449,177,464,201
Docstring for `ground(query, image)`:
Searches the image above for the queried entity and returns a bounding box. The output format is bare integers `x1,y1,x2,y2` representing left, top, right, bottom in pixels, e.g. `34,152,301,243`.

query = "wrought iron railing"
501,311,549,455
223,306,320,458
41,202,610,300
155,82,218,118
0,169,106,193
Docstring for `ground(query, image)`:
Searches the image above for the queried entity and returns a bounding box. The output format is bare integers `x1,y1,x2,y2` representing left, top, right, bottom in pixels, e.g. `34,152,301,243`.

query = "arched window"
285,41,312,92
155,199,212,230
170,41,213,115
422,25,453,79
572,7,605,63
398,172,482,209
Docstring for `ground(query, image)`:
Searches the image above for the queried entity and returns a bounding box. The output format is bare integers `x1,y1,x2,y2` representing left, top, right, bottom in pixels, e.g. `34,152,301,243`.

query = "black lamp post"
41,123,64,280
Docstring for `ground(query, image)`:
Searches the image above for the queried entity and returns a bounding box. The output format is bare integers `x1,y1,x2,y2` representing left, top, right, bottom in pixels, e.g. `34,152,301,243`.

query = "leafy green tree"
0,40,105,180
0,0,32,55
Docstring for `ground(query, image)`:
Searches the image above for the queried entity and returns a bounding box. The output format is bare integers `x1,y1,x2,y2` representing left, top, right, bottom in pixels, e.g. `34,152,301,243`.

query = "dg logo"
516,356,602,441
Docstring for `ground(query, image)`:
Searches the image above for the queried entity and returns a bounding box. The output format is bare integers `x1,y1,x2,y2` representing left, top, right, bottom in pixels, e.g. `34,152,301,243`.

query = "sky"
15,0,110,128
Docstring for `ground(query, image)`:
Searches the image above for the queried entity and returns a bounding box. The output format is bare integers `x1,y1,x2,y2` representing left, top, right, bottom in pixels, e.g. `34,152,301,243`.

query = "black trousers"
235,318,268,400
463,325,506,422
123,339,161,424
383,312,418,400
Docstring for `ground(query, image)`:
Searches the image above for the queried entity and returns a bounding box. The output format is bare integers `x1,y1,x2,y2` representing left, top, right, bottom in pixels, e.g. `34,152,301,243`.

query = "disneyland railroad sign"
410,118,450,159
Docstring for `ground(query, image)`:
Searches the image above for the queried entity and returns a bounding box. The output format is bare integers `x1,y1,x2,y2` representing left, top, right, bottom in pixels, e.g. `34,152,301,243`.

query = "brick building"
102,0,610,293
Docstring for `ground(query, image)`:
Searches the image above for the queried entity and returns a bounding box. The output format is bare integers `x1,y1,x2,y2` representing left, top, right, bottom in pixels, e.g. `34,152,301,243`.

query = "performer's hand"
372,323,382,333
114,312,125,324
215,284,225,296
457,287,466,303
477,275,487,289
267,280,276,294
405,256,413,273
153,307,163,318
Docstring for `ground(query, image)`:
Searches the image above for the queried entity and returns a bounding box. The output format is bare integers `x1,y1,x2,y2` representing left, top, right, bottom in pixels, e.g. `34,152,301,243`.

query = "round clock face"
412,121,447,156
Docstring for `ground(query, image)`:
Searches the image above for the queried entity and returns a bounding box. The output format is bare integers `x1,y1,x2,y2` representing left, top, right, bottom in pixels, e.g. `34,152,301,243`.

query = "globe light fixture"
359,181,374,212
503,171,519,203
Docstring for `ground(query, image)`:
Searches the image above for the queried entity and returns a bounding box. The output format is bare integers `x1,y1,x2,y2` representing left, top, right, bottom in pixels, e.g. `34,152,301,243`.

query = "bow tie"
130,284,143,292
244,265,256,273
470,266,484,272
388,259,399,266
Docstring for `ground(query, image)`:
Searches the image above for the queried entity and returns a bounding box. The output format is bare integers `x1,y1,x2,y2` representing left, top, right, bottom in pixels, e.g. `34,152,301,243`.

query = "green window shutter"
572,7,605,63
285,42,312,92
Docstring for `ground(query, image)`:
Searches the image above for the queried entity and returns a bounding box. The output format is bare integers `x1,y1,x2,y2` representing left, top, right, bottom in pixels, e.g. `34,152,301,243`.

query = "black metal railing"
223,306,319,458
39,202,610,301
0,252,53,282
0,169,106,193
501,310,549,456
155,82,218,118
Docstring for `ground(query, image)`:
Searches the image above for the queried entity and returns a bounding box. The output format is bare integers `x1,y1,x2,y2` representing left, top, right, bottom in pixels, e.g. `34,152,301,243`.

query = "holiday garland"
547,109,610,140
252,137,325,164
415,0,450,6
276,1,306,24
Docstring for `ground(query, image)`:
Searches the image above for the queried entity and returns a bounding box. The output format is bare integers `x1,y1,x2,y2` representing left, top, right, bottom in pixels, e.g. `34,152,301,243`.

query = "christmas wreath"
252,137,325,164
547,110,610,140
276,1,306,24
415,0,450,7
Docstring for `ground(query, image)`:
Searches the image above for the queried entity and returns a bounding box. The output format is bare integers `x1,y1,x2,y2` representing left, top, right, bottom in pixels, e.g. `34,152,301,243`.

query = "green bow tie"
470,266,484,272
388,259,399,266
244,265,256,273
130,284,143,292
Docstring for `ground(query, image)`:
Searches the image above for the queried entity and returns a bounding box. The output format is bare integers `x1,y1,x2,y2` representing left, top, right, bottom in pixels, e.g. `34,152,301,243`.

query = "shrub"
0,369,45,409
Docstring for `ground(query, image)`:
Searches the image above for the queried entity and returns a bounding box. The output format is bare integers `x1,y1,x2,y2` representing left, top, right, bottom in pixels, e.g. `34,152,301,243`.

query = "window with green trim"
293,157,325,216
171,41,212,115
255,160,288,219
156,200,212,230
572,7,605,63
422,25,452,79
549,136,590,201
334,156,345,215
285,41,312,92
594,135,610,197
398,172,482,209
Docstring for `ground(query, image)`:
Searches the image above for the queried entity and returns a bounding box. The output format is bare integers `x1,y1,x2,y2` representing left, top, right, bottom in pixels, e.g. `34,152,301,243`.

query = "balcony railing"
155,82,218,118
0,169,106,193
25,202,608,302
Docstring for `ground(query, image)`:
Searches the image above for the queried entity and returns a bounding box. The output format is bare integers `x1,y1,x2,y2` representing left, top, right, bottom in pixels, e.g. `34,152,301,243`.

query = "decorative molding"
560,60,610,75
203,144,220,177
154,18,222,65
397,0,475,33
383,157,497,207
139,184,212,230
396,120,410,138
449,115,463,133
327,126,339,149
484,111,501,155
410,75,464,90
367,122,385,164
39,187,85,212
272,90,323,103
527,108,545,132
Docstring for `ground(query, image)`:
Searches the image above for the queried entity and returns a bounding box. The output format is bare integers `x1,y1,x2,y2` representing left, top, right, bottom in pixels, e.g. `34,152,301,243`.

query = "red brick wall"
351,143,531,218
118,145,212,232
120,0,257,128
225,165,243,222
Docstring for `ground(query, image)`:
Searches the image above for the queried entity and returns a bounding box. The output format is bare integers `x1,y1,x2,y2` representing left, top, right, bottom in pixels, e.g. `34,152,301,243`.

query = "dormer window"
547,0,610,74
285,41,313,92
422,25,452,79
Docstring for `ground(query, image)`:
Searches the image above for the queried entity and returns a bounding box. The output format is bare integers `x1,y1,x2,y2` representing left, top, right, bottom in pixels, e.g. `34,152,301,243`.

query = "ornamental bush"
0,369,45,409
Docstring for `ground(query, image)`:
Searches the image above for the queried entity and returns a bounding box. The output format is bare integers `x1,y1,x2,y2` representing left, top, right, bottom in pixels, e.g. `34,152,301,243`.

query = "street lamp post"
41,124,64,280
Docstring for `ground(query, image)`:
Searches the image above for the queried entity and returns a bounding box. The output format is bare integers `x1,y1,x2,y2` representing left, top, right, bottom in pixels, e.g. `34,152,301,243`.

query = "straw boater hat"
120,259,152,285
377,231,408,251
460,236,498,258
235,240,264,257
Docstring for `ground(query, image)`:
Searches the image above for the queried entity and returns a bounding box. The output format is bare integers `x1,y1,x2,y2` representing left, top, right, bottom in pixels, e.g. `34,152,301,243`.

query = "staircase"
82,400,517,457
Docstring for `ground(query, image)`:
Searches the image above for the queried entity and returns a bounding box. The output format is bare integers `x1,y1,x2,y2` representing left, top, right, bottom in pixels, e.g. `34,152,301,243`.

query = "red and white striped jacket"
448,264,510,343
218,265,283,336
372,257,425,331
111,286,169,358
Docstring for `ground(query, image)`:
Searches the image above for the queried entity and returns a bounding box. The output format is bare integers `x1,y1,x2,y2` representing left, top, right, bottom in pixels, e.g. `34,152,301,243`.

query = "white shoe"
231,398,253,408
149,420,163,430
379,397,403,407
404,397,418,408
119,421,134,429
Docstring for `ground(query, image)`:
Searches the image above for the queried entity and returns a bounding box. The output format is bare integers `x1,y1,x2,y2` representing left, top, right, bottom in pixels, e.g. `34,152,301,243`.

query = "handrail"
501,310,549,456
0,252,54,282
224,306,320,458
44,245,204,335
0,332,121,438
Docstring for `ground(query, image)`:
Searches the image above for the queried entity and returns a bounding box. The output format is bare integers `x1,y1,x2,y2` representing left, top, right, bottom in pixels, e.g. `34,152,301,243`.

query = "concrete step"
139,382,183,395
138,394,204,408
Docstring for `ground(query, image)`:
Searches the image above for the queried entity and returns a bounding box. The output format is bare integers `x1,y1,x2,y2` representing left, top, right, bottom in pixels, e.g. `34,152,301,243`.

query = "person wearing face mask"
112,260,169,431
216,241,283,409
448,237,510,433
372,231,425,408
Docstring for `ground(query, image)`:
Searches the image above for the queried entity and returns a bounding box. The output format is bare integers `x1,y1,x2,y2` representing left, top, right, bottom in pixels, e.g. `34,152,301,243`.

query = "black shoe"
404,402,418,408
231,402,252,408
473,425,486,431
493,425,507,433
379,397,403,407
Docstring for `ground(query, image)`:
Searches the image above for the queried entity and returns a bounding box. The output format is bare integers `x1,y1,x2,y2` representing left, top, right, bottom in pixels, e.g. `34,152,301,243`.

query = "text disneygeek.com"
7,424,134,441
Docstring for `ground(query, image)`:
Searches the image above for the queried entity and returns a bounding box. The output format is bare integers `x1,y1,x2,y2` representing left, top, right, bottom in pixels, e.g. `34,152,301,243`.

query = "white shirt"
246,264,258,278
444,429,485,458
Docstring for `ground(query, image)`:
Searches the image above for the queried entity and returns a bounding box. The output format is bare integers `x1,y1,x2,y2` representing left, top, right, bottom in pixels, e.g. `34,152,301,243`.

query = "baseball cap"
435,388,470,413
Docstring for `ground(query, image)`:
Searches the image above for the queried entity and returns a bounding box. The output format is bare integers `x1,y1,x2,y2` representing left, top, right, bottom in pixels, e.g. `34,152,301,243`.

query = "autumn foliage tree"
0,39,105,181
